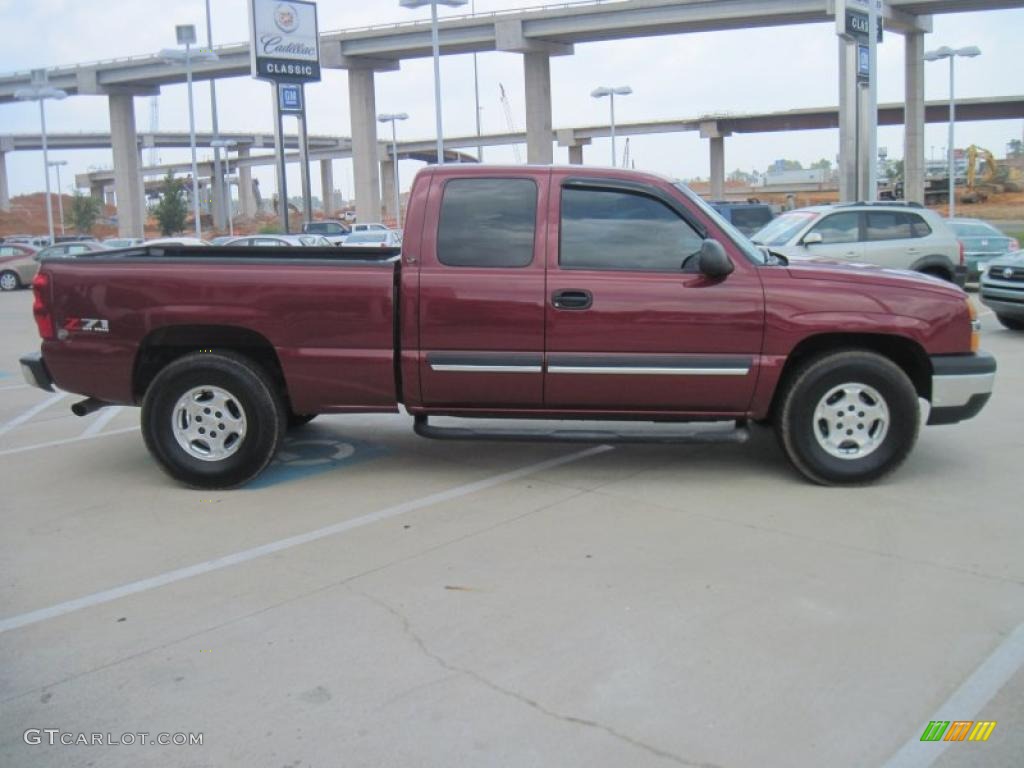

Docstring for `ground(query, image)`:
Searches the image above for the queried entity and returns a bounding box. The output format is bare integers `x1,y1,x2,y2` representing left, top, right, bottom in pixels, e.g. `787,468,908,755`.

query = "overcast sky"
1,0,1022,200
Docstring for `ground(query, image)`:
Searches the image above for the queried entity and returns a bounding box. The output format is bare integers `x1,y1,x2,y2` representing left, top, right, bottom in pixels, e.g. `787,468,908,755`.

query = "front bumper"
928,351,996,425
20,351,55,392
979,283,1024,319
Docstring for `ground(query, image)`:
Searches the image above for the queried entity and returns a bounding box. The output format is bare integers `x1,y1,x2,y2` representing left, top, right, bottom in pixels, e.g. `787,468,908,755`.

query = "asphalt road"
0,288,1021,768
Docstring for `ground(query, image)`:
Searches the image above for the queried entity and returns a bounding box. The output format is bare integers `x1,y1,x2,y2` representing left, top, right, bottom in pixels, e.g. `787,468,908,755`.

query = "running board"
413,415,750,445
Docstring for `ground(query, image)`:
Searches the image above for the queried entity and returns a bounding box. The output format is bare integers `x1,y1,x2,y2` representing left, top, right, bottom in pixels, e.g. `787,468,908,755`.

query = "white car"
340,231,402,249
222,235,332,248
143,237,212,247
750,203,965,285
351,223,389,233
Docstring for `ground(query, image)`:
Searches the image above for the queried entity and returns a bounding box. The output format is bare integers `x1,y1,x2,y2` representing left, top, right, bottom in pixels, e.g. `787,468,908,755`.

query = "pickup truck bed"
22,166,996,489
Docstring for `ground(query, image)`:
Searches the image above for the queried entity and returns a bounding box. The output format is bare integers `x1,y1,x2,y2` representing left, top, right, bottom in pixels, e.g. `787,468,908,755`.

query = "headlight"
967,298,980,352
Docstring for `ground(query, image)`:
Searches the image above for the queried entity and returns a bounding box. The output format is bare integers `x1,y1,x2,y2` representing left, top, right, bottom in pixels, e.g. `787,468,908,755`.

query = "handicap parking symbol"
248,433,389,489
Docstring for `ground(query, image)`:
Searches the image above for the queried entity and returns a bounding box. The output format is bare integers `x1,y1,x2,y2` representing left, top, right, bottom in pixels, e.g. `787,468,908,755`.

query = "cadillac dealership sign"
249,0,321,83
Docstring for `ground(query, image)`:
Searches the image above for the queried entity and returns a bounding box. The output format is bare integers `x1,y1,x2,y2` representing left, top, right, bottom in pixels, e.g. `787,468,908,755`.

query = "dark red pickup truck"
21,165,995,488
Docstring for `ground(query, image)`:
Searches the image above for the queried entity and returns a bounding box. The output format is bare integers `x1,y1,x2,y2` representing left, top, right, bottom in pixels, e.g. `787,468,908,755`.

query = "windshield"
751,211,817,246
674,183,766,264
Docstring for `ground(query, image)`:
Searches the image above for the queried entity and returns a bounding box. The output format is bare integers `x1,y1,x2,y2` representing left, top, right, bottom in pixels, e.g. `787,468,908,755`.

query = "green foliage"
1007,139,1023,158
153,172,188,236
258,225,282,235
810,158,832,172
68,191,102,234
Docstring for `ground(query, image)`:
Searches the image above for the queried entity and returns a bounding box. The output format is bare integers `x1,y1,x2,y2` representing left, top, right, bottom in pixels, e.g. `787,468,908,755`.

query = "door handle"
552,290,593,310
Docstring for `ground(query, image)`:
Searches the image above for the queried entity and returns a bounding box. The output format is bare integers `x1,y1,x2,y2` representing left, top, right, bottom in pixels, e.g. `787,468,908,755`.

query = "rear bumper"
927,351,996,425
953,264,968,288
20,351,55,392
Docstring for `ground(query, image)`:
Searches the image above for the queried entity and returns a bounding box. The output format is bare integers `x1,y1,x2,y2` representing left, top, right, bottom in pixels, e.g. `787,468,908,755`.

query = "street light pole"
378,113,409,227
48,160,68,235
15,70,67,245
161,26,219,240
925,45,981,220
400,0,469,165
472,0,483,162
591,86,632,167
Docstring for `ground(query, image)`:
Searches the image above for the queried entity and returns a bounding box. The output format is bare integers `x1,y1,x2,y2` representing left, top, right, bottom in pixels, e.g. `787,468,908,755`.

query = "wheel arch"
769,332,932,419
909,254,957,280
133,324,287,404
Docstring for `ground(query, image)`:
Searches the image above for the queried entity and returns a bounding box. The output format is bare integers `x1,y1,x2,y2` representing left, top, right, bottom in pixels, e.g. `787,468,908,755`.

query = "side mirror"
802,232,824,246
697,239,734,278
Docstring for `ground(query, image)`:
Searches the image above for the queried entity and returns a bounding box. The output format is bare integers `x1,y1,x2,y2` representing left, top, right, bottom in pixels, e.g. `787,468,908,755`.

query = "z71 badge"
64,318,110,333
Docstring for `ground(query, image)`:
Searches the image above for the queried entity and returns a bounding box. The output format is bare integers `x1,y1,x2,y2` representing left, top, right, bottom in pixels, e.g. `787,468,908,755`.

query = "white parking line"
0,426,139,457
80,406,124,438
882,621,1024,767
0,391,67,438
0,444,612,635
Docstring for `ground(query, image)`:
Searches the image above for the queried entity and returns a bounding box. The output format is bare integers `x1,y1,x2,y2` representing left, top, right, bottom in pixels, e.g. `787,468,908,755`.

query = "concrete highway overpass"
2,0,1023,233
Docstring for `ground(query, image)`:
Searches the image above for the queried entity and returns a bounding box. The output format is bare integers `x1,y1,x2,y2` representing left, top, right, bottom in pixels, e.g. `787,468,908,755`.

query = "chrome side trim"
547,366,750,376
931,373,996,408
430,364,543,373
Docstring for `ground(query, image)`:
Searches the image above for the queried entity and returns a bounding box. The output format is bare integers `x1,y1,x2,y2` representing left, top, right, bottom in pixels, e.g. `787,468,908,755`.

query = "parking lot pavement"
0,289,1022,768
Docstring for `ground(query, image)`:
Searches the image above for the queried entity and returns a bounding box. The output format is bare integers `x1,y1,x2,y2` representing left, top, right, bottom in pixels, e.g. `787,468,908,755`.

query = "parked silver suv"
751,202,965,286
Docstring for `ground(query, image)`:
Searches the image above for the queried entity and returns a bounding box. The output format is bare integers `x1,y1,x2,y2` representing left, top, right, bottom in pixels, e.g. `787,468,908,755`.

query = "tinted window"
809,212,859,244
866,211,913,241
951,221,996,237
728,207,774,234
908,214,932,238
437,178,537,267
560,187,703,271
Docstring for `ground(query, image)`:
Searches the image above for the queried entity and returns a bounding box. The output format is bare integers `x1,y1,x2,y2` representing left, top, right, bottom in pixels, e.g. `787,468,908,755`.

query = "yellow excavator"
962,145,1024,203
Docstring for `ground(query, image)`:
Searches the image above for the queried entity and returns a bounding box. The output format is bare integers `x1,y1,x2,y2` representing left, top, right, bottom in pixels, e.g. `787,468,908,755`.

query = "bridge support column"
380,158,397,225
349,69,382,224
108,93,146,238
320,159,335,216
838,38,859,202
568,145,584,165
523,53,553,164
557,130,590,165
0,149,9,213
700,121,731,199
237,148,256,218
903,30,926,204
90,182,105,201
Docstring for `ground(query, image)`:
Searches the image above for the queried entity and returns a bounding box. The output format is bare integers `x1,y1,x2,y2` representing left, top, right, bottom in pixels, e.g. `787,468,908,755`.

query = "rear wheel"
996,314,1024,331
142,352,286,489
919,267,953,282
0,270,19,292
777,350,919,485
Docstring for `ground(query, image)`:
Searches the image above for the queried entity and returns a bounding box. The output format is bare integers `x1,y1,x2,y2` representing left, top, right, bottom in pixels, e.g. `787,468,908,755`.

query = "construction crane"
499,83,523,164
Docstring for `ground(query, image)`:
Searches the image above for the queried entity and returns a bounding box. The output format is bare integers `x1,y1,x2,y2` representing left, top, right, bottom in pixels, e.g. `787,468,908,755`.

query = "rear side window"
908,214,932,238
560,187,704,271
437,178,537,267
866,211,913,241
809,212,859,244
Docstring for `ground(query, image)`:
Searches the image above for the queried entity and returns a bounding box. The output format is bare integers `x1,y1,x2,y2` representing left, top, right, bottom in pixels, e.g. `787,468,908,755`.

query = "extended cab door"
414,172,549,408
543,176,764,413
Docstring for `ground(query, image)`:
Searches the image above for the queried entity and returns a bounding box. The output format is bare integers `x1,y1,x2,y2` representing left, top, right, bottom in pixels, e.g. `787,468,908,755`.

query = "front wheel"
141,352,286,489
0,270,20,292
776,350,920,485
996,314,1024,331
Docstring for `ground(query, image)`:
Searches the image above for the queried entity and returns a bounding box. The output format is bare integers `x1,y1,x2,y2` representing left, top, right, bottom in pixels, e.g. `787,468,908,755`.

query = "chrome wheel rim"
812,382,889,460
171,386,247,462
0,273,17,291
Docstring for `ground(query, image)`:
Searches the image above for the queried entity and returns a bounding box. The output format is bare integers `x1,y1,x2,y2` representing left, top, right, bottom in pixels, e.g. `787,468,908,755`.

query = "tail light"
32,272,54,340
958,240,965,266
1010,238,1020,252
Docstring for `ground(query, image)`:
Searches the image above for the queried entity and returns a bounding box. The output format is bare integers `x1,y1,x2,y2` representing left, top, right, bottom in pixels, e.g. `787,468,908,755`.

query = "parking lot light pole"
160,26,219,239
591,86,632,167
378,113,409,227
925,45,981,219
15,70,67,245
47,160,68,235
399,0,468,165
210,139,237,236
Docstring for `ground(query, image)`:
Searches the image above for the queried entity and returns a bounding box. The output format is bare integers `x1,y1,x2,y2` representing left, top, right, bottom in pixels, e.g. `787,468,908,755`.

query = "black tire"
141,351,286,489
996,314,1024,331
776,350,920,485
287,412,317,429
0,270,20,292
919,267,953,282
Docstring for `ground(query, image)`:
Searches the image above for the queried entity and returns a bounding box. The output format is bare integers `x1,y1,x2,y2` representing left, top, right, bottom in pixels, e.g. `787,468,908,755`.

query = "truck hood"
785,255,963,298
983,251,1024,269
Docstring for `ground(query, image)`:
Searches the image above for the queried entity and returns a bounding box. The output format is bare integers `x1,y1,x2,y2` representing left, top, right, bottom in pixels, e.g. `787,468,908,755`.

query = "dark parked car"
709,201,775,237
949,218,1019,281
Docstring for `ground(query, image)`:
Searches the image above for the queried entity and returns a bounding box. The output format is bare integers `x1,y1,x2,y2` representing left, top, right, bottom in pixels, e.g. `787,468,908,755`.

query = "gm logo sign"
920,720,997,742
278,83,303,113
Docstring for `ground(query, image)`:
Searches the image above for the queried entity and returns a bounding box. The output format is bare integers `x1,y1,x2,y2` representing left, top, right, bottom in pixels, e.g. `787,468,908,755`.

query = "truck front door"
416,173,549,408
543,176,764,413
